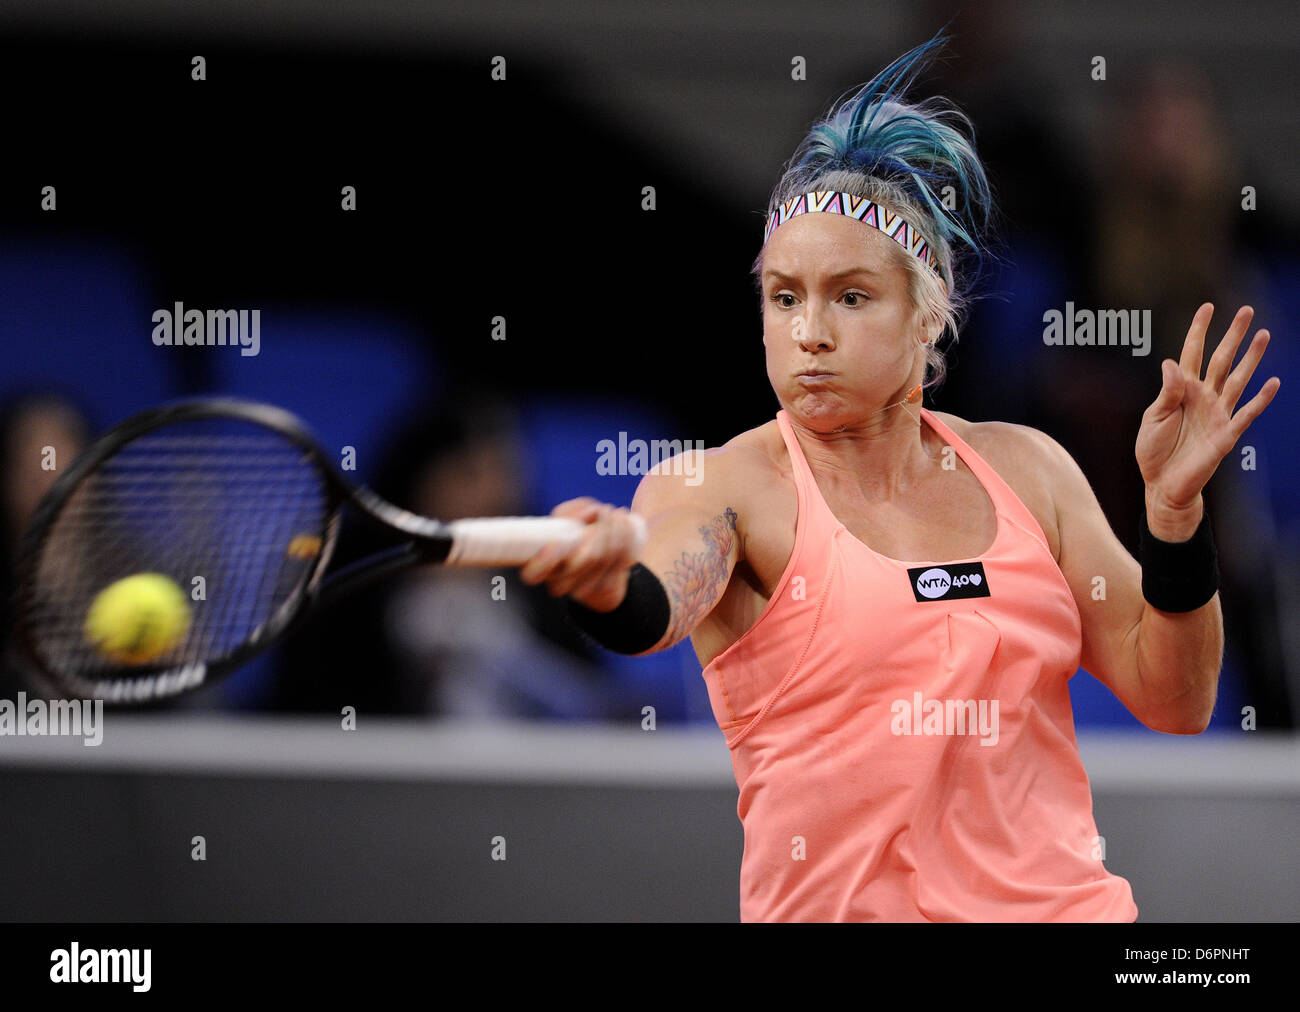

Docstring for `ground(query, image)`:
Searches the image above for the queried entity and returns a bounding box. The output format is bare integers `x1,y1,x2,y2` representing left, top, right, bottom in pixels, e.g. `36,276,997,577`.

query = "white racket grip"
443,513,648,567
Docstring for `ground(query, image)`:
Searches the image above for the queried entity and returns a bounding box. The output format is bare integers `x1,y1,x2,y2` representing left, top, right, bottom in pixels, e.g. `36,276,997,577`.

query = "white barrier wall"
0,718,1296,921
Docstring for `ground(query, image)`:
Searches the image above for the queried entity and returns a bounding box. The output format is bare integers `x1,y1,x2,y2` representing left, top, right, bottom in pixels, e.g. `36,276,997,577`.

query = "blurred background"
0,0,1296,921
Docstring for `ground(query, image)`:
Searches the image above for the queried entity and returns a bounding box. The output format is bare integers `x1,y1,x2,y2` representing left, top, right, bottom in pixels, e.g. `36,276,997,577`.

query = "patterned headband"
762,190,942,276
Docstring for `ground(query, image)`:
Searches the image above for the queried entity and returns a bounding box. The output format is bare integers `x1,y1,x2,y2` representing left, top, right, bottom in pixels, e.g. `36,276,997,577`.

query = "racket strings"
19,419,332,679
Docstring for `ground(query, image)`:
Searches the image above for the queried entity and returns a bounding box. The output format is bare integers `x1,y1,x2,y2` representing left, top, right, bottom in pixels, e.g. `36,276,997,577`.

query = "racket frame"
12,397,499,703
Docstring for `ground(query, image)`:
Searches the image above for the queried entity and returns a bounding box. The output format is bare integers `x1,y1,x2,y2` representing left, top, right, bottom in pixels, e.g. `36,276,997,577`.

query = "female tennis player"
520,33,1280,922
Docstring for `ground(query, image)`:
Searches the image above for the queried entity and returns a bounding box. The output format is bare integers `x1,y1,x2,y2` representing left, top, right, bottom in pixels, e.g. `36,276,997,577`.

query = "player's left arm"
1040,304,1279,734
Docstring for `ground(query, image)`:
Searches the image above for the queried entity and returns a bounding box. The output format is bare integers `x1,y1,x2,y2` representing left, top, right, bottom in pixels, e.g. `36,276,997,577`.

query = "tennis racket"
11,397,645,704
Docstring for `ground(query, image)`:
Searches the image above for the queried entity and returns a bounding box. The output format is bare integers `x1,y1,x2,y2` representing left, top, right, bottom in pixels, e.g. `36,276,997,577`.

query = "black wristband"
1138,507,1219,612
564,562,671,655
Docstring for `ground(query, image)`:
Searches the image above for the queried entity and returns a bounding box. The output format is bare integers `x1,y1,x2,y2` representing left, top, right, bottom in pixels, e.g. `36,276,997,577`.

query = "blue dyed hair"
753,29,1001,389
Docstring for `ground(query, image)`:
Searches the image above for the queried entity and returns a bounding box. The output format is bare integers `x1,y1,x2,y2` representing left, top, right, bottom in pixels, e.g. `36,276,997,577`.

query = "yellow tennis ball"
84,573,191,665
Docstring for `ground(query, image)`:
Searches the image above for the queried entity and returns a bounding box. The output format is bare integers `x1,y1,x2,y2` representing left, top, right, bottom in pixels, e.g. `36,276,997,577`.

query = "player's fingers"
1178,303,1214,377
1144,359,1186,419
560,510,642,601
520,542,566,584
548,507,618,596
1205,305,1254,392
1221,329,1269,410
551,497,604,521
569,508,640,575
522,499,606,582
521,524,597,584
1229,375,1282,442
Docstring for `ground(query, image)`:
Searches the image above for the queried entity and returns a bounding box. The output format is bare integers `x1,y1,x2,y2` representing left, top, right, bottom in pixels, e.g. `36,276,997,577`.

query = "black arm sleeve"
1138,508,1219,613
563,562,671,655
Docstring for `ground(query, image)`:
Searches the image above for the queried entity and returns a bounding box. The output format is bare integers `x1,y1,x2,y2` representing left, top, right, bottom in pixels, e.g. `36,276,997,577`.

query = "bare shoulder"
930,411,1077,559
720,419,792,478
631,419,794,580
933,412,1072,469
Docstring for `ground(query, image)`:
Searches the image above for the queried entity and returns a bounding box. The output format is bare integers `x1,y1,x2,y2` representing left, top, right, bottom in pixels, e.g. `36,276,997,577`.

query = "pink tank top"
702,408,1138,922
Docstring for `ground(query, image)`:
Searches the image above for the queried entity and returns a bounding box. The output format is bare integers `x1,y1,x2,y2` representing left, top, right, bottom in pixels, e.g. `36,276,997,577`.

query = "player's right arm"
519,447,743,654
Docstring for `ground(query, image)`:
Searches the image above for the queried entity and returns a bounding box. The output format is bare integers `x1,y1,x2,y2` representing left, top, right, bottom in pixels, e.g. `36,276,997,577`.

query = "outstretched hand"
1136,303,1280,535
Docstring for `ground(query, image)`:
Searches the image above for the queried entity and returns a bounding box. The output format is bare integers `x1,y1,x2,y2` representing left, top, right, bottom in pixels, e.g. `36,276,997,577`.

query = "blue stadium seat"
0,240,178,429
1242,256,1300,541
204,309,438,485
963,237,1075,419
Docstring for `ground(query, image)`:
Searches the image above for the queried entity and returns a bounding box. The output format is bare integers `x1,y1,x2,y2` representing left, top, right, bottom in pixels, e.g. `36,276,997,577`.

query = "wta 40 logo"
907,561,991,602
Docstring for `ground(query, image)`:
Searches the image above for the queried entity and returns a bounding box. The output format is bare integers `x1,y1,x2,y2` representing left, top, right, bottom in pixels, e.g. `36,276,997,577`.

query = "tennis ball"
84,573,191,664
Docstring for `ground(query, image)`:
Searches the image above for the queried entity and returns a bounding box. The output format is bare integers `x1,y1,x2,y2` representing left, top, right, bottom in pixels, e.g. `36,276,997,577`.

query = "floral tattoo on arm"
663,507,738,644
